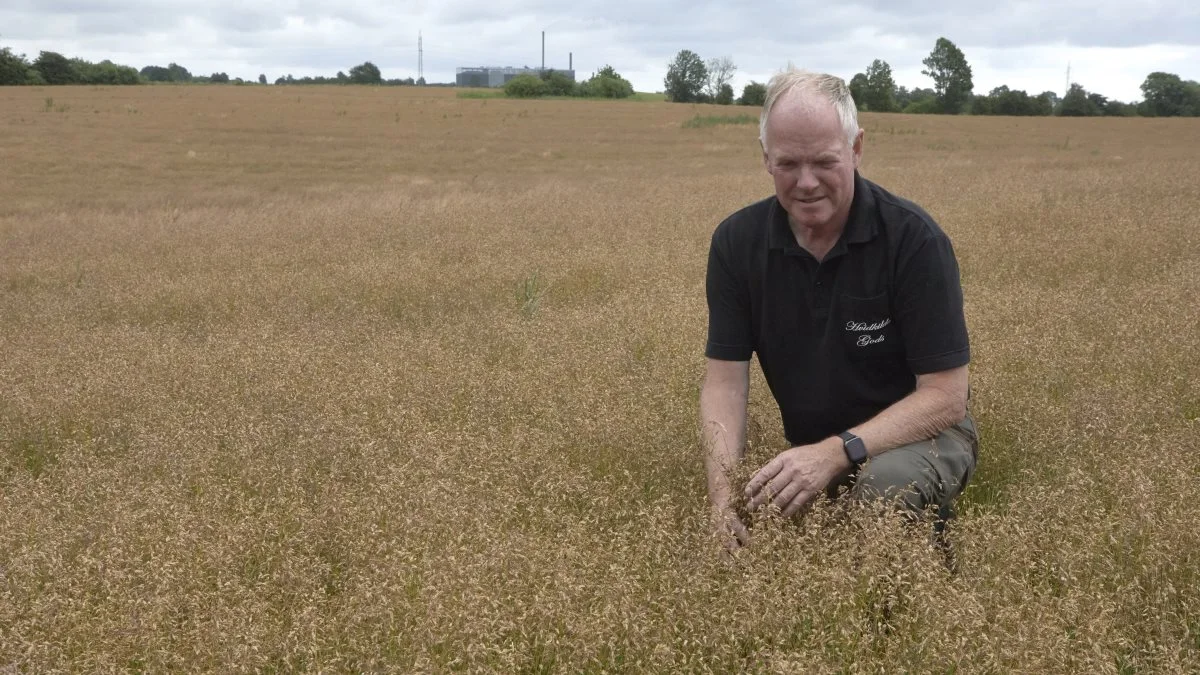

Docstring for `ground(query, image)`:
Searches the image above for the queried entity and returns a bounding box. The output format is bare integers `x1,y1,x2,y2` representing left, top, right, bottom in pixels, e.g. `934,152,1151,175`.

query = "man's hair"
759,66,860,151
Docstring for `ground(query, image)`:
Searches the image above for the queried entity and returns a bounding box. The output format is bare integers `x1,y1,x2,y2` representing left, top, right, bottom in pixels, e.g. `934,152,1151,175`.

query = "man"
701,67,977,551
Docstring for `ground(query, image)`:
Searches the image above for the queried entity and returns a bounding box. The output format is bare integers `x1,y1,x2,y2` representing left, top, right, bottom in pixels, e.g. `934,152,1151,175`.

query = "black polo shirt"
705,172,969,446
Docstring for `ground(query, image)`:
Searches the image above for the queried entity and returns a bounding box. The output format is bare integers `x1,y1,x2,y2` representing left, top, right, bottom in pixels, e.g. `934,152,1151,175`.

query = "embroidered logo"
846,318,890,347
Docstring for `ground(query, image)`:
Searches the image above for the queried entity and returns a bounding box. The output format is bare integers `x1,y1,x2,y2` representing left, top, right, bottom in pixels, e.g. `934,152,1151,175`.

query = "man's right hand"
710,503,751,553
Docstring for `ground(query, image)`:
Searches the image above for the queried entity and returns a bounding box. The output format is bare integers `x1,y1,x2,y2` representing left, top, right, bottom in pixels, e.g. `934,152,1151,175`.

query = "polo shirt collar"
767,171,878,255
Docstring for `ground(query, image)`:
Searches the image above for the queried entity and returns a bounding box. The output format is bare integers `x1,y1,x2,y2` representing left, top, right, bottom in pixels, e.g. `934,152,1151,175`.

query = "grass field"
1,84,1198,672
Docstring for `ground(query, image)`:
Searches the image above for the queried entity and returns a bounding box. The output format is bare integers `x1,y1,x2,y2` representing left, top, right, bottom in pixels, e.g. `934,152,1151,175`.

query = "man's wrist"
823,436,852,469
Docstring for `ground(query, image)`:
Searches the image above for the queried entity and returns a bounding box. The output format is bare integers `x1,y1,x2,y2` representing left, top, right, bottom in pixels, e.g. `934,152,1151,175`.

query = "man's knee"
851,449,940,514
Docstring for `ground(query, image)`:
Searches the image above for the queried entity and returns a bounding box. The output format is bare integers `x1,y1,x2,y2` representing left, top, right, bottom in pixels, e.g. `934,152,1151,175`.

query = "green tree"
990,86,1045,116
34,51,77,84
504,73,549,98
921,37,973,114
738,81,766,106
705,56,736,99
1028,92,1053,116
972,85,1049,117
258,73,267,85
1059,83,1099,116
210,72,230,84
0,46,35,85
1140,71,1199,117
863,59,899,112
848,72,868,109
348,61,382,85
166,62,192,82
970,93,994,115
140,65,171,82
663,49,707,103
1103,100,1138,117
895,86,935,110
716,82,734,105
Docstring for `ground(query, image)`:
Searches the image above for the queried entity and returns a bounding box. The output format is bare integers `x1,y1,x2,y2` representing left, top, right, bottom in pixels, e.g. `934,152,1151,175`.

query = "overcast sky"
2,1,1198,101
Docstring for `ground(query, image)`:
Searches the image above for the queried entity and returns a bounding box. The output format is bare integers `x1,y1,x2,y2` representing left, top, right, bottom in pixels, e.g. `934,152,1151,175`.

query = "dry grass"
1,84,1198,673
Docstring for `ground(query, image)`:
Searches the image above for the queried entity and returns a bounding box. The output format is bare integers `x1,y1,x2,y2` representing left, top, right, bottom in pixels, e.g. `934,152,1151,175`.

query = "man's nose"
794,165,819,191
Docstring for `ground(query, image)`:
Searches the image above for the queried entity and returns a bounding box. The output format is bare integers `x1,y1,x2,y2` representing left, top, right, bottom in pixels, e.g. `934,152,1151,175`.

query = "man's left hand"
745,438,849,517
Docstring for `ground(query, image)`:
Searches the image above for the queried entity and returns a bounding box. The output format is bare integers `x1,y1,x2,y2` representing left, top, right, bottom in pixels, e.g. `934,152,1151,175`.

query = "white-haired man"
701,67,976,550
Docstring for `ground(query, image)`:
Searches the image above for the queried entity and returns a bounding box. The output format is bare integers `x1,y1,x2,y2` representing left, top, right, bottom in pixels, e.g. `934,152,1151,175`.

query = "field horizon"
2,85,1198,672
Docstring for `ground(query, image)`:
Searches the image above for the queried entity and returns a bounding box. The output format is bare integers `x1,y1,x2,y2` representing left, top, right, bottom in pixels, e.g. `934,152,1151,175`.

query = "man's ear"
852,129,865,168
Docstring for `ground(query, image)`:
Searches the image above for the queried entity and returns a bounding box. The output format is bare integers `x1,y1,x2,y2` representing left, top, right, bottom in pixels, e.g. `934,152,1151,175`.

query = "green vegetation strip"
681,113,757,128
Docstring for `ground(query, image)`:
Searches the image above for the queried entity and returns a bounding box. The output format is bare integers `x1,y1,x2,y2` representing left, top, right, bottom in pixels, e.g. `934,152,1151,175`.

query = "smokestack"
569,52,572,71
542,31,545,70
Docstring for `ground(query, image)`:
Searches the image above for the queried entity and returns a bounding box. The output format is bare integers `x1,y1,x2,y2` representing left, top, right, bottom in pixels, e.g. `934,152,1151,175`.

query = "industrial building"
456,66,576,88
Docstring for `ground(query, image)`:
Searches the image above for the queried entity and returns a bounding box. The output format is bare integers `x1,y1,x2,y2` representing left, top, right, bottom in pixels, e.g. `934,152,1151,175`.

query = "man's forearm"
699,381,748,507
846,367,969,459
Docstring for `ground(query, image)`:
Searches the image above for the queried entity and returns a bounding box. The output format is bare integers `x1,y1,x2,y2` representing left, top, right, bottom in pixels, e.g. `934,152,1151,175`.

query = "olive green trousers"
825,414,979,521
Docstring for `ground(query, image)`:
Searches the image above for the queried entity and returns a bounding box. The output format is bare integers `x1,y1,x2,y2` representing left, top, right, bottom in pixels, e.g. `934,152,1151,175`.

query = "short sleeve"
893,231,970,374
705,226,754,361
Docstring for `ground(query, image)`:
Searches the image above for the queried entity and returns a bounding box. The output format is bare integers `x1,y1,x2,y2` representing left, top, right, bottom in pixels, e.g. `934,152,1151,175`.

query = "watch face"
848,439,867,463
842,434,867,464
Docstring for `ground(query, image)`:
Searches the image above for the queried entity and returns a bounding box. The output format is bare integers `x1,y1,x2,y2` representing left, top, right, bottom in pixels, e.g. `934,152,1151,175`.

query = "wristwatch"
838,431,868,466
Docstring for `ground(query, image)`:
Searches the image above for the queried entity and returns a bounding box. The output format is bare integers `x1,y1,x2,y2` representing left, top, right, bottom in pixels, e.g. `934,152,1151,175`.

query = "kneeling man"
701,67,977,550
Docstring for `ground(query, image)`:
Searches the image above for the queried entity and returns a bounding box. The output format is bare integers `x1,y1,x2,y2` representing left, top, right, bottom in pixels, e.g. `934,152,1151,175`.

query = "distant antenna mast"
1065,61,1070,96
542,31,545,70
418,30,424,83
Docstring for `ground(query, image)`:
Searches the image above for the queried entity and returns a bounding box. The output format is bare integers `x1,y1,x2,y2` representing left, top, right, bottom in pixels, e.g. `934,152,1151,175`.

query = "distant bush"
504,74,549,98
456,89,506,99
903,98,940,114
738,81,766,106
577,76,630,98
73,59,140,85
578,65,634,99
540,70,577,96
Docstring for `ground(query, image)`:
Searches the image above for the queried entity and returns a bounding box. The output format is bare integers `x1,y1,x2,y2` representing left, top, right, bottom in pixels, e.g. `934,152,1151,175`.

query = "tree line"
664,38,1200,117
0,46,427,87
6,39,1198,116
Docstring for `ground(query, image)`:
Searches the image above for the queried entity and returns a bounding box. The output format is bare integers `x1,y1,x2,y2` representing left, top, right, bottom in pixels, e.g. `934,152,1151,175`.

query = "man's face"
762,94,863,233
